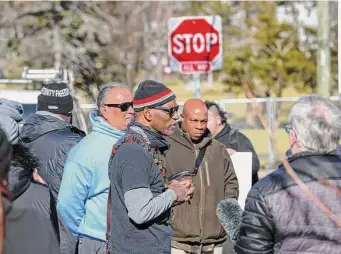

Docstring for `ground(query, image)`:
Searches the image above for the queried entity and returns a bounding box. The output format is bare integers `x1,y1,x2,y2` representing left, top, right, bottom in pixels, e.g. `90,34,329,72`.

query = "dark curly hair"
205,100,228,124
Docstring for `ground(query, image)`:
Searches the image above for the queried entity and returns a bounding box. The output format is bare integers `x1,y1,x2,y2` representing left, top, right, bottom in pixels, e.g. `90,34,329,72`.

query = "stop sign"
168,16,222,73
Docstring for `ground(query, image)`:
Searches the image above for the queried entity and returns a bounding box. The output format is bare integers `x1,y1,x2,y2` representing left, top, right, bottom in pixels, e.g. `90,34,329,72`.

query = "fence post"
267,98,276,166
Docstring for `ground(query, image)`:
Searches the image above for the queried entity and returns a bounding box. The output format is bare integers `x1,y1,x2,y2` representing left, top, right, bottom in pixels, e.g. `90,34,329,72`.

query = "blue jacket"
57,111,125,241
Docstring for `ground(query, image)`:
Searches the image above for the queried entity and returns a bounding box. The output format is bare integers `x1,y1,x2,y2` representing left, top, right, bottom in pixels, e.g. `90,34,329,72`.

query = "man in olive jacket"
165,99,239,254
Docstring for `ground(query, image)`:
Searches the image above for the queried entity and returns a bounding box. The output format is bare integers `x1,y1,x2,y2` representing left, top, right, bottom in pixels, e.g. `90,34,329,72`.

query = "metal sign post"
193,73,200,98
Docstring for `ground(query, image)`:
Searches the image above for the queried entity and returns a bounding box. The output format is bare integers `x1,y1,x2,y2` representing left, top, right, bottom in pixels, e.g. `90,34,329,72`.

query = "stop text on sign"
172,33,218,54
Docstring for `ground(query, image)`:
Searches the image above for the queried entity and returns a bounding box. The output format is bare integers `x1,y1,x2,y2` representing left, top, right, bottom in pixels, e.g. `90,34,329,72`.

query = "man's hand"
178,176,194,201
185,184,195,201
168,179,194,205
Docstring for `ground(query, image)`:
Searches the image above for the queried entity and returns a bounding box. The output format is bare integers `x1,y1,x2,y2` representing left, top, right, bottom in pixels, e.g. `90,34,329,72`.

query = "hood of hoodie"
20,112,70,143
0,99,24,144
0,99,24,122
168,124,212,150
7,143,39,199
89,111,125,139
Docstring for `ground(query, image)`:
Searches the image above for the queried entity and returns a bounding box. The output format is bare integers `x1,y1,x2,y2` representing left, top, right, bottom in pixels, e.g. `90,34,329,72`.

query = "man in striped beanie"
133,80,176,110
108,80,194,254
132,79,179,136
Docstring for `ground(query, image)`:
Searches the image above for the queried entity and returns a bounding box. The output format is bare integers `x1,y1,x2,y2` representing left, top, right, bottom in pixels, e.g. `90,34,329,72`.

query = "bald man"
58,82,134,254
165,98,239,254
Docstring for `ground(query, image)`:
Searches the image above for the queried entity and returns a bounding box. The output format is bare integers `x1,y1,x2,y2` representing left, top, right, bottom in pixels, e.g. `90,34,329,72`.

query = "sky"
277,2,318,28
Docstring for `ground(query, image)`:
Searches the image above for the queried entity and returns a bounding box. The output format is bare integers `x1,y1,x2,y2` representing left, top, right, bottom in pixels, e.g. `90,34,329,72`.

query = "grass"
241,129,289,167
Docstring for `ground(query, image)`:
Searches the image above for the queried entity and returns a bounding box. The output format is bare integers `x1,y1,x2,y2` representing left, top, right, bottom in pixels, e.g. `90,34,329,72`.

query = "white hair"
96,82,130,116
289,94,341,153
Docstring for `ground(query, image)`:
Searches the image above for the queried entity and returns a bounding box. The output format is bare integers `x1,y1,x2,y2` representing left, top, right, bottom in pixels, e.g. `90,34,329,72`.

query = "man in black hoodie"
19,82,85,254
205,101,260,185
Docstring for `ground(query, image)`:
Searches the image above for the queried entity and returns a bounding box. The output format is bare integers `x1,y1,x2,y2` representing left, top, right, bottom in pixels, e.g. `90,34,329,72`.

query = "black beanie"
0,127,12,180
133,80,176,112
37,82,73,114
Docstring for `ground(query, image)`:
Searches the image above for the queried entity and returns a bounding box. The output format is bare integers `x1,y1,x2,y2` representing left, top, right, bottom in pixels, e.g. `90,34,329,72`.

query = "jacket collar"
20,112,71,143
215,123,231,139
169,124,212,150
89,111,125,139
36,111,66,122
130,121,170,155
282,150,340,166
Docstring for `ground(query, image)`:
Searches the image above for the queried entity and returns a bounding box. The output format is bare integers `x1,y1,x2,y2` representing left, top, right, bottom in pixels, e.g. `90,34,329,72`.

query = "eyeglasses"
153,105,179,117
104,102,133,112
284,124,292,134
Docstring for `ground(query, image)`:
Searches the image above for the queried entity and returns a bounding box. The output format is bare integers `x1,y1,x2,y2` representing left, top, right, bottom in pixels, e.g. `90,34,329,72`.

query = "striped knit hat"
133,80,176,112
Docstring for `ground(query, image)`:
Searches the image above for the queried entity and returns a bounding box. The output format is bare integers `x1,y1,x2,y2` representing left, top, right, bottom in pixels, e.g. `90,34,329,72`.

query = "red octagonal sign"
168,16,222,74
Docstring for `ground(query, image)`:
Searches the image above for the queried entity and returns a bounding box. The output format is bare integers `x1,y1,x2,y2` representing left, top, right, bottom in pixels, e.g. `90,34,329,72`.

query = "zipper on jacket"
205,161,210,187
194,146,205,241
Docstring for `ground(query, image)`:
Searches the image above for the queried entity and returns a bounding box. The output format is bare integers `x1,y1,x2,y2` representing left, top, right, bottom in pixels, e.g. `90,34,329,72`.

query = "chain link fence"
212,96,341,168
80,96,341,168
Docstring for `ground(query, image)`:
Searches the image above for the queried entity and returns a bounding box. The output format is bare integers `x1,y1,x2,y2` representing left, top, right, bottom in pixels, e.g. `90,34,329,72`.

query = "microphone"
216,198,243,244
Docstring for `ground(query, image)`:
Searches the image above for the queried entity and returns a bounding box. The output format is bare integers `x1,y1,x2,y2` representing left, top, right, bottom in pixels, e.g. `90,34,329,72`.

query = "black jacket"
19,112,85,254
7,143,38,199
215,124,260,185
235,152,341,254
20,113,85,201
4,143,60,254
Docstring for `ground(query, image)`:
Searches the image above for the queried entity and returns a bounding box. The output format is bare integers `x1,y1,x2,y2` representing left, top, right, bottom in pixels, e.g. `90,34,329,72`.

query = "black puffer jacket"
235,152,341,254
215,124,260,185
4,143,60,254
20,112,85,201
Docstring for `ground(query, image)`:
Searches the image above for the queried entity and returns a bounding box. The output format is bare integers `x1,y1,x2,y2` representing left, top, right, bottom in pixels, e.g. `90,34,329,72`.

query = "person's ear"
180,113,184,122
144,108,153,121
217,115,222,126
100,106,109,120
289,129,298,148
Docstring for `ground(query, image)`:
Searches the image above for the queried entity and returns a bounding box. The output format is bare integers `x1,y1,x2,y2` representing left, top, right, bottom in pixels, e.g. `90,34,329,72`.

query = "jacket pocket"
171,198,201,239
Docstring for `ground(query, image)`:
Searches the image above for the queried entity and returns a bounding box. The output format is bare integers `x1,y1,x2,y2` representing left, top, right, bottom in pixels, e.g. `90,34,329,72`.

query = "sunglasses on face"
104,101,133,112
153,105,179,117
